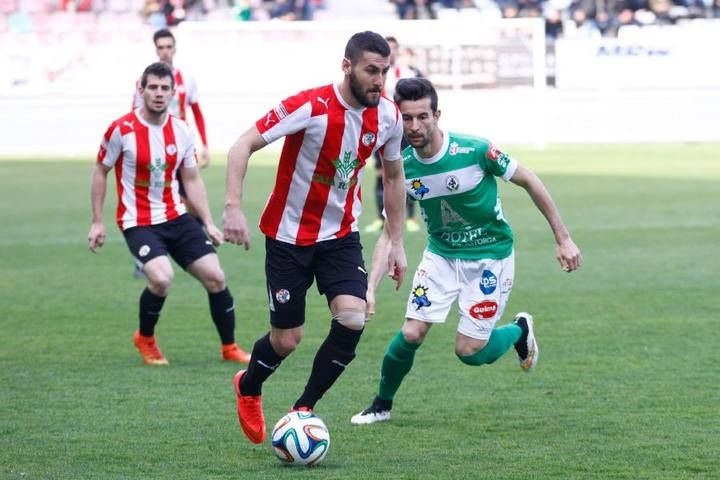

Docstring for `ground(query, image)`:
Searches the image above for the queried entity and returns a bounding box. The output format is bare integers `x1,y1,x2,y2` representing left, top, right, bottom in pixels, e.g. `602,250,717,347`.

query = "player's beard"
349,70,381,108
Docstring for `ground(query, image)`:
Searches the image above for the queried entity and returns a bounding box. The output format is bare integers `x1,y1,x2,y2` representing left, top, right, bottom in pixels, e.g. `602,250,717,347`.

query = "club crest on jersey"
410,179,430,199
446,175,459,191
361,132,376,146
166,144,177,155
275,289,291,304
411,285,431,310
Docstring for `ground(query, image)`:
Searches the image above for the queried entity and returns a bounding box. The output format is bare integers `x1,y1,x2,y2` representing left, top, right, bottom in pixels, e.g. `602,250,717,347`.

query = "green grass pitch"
1,144,719,479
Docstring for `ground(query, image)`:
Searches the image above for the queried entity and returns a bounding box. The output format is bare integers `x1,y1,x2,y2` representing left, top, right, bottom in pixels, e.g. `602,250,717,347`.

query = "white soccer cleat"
350,401,391,425
513,312,539,372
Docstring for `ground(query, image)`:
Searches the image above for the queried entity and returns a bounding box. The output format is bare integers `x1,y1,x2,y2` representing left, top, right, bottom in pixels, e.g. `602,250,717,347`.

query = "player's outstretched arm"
180,166,223,246
88,163,111,253
510,163,583,272
381,157,408,288
223,126,268,250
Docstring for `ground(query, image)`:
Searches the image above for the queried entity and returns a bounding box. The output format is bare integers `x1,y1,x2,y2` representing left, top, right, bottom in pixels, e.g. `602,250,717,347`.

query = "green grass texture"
1,143,719,479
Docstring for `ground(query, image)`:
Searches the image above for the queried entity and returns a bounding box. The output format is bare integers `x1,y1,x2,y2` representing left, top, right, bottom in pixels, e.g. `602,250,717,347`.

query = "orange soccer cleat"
233,370,266,444
221,343,251,363
133,330,169,366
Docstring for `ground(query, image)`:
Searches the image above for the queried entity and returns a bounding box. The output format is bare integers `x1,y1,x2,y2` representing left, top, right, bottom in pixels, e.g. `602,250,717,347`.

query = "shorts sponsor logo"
138,245,151,257
411,285,431,310
479,270,497,295
275,289,291,304
446,175,459,191
166,144,177,155
469,300,498,320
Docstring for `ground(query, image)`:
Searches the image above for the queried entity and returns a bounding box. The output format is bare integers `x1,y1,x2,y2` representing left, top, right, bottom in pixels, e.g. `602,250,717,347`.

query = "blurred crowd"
1,0,718,37
390,0,720,37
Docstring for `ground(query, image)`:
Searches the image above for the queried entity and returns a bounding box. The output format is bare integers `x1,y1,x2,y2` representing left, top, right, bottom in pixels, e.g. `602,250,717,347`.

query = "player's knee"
401,323,427,345
147,271,173,295
202,268,226,293
271,330,302,356
332,309,366,331
455,339,488,358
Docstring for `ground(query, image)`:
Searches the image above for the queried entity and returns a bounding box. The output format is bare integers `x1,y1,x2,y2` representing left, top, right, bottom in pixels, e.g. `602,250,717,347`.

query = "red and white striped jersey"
256,83,403,246
97,109,197,231
133,67,199,120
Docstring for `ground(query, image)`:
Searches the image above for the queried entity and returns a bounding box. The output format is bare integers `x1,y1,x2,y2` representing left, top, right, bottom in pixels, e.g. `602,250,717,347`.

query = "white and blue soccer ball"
270,411,330,466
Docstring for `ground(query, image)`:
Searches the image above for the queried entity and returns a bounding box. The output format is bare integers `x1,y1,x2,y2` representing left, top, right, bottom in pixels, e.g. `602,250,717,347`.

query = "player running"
351,78,582,425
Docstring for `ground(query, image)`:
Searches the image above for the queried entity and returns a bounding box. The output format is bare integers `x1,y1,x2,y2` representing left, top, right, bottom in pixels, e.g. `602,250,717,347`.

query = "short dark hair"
344,31,390,63
153,28,175,46
140,62,175,88
394,78,438,112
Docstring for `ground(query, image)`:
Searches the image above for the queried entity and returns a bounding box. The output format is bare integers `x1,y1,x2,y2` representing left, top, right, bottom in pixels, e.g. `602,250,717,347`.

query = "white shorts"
405,249,515,340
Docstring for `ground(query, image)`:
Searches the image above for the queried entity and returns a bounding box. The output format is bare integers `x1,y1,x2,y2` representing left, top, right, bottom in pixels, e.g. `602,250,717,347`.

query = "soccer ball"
270,411,330,466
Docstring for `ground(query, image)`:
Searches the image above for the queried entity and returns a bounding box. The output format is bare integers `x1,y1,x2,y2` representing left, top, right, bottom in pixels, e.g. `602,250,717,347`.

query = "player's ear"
341,57,352,75
435,109,442,121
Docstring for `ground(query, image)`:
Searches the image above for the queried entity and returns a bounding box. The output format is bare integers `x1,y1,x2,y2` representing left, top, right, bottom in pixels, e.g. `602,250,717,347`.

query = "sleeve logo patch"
487,144,501,161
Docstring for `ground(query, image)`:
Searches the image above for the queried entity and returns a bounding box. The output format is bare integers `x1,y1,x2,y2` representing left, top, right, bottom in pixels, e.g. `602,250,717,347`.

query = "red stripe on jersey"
259,130,305,240
296,102,346,245
134,119,152,226
337,107,378,237
175,70,186,120
115,151,126,228
162,119,179,221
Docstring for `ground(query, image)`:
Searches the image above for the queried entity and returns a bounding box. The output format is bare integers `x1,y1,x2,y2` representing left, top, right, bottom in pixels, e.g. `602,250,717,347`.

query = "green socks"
377,331,421,401
457,323,522,366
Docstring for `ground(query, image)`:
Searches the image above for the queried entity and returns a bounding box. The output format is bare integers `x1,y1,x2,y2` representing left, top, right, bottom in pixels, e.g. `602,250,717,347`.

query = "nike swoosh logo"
358,266,367,275
258,360,280,371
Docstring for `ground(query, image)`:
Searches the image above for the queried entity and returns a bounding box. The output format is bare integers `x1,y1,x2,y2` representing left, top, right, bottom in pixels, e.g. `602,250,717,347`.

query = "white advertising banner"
555,22,720,89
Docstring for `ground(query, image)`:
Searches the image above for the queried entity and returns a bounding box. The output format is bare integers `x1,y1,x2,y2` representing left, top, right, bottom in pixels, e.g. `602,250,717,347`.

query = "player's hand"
386,242,407,290
223,206,251,250
556,237,582,272
205,223,224,246
87,222,106,253
366,288,376,318
198,147,210,169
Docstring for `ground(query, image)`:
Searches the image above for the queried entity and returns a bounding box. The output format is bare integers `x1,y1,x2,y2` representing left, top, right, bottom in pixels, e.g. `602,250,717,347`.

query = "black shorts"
265,232,368,329
123,214,215,270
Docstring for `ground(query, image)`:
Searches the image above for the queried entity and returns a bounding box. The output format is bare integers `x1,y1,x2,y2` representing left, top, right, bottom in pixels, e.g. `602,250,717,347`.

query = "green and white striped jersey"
403,131,517,260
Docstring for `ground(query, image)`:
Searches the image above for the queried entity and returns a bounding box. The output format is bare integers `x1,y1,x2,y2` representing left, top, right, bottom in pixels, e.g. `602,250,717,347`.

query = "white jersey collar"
412,129,449,164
